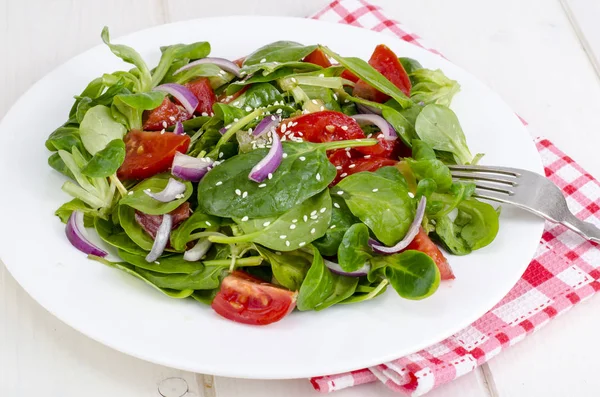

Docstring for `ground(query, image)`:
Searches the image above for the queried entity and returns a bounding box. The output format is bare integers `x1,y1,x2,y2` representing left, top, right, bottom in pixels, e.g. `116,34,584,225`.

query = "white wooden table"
2,1,600,396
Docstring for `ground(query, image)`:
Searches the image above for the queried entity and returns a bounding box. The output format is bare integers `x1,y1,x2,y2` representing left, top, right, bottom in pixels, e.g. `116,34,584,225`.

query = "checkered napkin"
309,1,600,395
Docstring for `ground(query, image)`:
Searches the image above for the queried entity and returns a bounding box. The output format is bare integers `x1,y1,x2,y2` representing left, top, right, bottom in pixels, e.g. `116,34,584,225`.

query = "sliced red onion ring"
66,211,108,257
172,152,213,182
183,238,212,262
324,259,369,277
145,214,172,263
219,127,227,135
144,178,186,202
351,114,397,141
356,103,383,116
173,121,185,135
154,83,199,115
369,196,427,254
173,57,242,78
253,115,280,137
248,130,283,183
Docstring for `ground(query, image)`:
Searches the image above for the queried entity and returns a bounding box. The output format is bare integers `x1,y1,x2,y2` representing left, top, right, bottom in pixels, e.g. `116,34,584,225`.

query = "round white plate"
0,16,544,379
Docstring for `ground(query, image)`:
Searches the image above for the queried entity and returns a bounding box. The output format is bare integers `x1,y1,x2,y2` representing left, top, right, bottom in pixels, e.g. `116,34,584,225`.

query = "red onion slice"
65,211,108,257
144,178,187,202
324,258,369,277
253,115,280,137
145,214,172,263
248,131,283,183
154,83,199,116
183,238,212,262
356,103,383,116
351,114,397,141
173,57,242,78
369,196,427,254
172,152,213,182
173,121,185,135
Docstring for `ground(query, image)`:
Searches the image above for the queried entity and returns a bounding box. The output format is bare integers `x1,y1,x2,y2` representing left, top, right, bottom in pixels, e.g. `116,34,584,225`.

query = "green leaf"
410,68,460,106
336,172,414,246
172,63,225,85
231,189,332,252
381,105,422,147
81,139,126,178
45,126,84,152
48,152,74,179
76,97,94,123
94,217,147,255
316,275,358,311
170,211,221,252
213,103,248,126
338,223,373,272
407,140,453,191
134,265,227,290
55,198,99,224
197,141,336,219
415,104,473,164
119,174,193,215
191,289,218,305
101,26,152,91
321,46,413,108
257,246,310,291
399,57,423,75
112,91,166,130
226,67,296,94
79,105,127,155
118,249,205,274
370,250,440,300
118,205,154,250
243,41,317,67
415,178,437,200
243,83,283,109
313,193,358,256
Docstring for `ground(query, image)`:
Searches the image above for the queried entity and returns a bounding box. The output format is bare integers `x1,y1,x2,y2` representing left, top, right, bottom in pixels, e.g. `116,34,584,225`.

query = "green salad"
45,27,499,325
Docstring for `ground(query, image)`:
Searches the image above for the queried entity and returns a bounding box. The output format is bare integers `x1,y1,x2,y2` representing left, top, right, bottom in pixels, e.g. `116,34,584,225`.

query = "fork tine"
473,190,513,203
468,182,514,195
451,171,518,186
448,164,521,176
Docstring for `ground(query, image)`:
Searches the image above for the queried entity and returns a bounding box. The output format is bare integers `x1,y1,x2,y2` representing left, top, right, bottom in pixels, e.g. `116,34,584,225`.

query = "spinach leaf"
46,126,84,152
92,257,193,299
301,86,341,111
415,178,437,200
48,152,74,179
76,97,94,123
170,211,221,251
370,250,440,300
55,198,99,224
213,103,248,126
119,174,193,215
382,104,422,147
81,139,125,178
257,246,310,291
94,217,147,255
101,27,152,92
226,67,296,94
119,205,154,250
112,91,166,130
160,41,211,60
118,250,205,274
243,41,317,67
321,46,413,108
316,275,358,311
244,61,321,77
434,198,499,254
191,289,218,304
198,141,337,218
410,68,460,106
79,105,127,155
229,189,332,252
341,278,388,304
374,166,408,186
399,57,423,75
338,223,373,272
313,193,358,256
406,140,452,191
242,83,283,109
134,265,227,290
172,63,225,85
415,104,473,164
336,172,414,246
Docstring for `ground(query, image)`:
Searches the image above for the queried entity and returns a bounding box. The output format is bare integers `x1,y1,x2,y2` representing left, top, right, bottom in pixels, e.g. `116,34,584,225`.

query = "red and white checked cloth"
309,1,600,395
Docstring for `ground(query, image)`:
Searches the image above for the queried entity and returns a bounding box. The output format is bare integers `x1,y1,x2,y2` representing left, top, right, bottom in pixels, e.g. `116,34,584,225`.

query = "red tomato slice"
185,78,216,115
353,44,412,103
218,85,249,104
211,271,297,325
117,130,190,180
142,97,190,131
303,48,332,68
134,202,191,239
279,111,364,143
405,229,455,280
341,69,360,83
328,151,397,185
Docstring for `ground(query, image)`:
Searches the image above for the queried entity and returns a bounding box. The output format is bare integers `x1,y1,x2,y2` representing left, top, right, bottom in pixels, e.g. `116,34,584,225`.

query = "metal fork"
449,164,600,243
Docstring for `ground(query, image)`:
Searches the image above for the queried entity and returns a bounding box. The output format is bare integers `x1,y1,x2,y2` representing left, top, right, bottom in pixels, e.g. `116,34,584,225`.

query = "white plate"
0,16,544,379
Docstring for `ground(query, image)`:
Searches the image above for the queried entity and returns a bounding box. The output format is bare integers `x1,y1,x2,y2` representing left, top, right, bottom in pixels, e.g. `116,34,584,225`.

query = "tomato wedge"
406,229,455,280
142,97,190,131
211,271,297,325
328,151,398,185
303,48,332,68
353,44,412,103
185,78,216,115
134,202,191,239
117,130,190,180
218,85,249,104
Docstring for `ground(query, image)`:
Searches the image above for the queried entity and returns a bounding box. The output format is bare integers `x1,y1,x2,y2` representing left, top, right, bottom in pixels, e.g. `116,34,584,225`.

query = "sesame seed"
275,251,282,255
245,106,253,112
280,235,287,239
292,219,298,223
260,58,267,63
175,193,185,199
333,202,340,209
297,132,304,137
303,215,308,222
319,73,325,77
287,121,293,128
276,108,283,114
316,173,321,181
340,173,348,177
337,190,344,195
344,99,349,103
330,225,337,229
263,221,271,227
219,152,224,159
258,183,267,188
127,191,134,195
242,191,248,198
311,99,318,105
215,181,223,186
290,224,297,230
291,77,297,83
219,70,226,75
348,164,356,168
162,121,168,128
408,192,415,198
169,116,176,121
319,207,327,213
281,124,287,133
364,155,371,159
299,242,306,247
310,214,318,220
310,210,317,216
285,241,291,247
241,216,249,221
335,166,342,170
235,189,241,196
377,133,384,139
232,102,239,107
160,129,165,134
346,151,351,158
234,118,239,122
282,153,288,158
341,125,348,131
320,106,325,111
154,261,160,265
299,156,306,161
268,173,273,180
333,93,338,100
205,221,212,226
372,188,379,192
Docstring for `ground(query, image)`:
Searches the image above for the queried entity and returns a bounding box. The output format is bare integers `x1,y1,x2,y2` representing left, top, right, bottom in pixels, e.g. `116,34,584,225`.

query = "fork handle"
562,214,600,244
